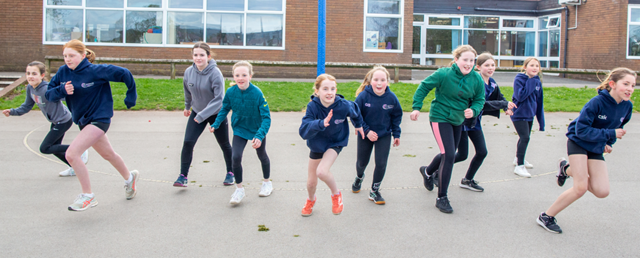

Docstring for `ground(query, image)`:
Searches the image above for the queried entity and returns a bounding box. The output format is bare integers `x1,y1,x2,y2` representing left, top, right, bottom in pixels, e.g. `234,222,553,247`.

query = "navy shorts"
567,139,604,161
309,146,343,160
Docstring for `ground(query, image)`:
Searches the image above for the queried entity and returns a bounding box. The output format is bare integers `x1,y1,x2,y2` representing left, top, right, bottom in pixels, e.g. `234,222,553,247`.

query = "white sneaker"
514,165,531,178
230,187,245,204
59,167,76,177
81,150,89,164
259,181,273,197
513,157,534,168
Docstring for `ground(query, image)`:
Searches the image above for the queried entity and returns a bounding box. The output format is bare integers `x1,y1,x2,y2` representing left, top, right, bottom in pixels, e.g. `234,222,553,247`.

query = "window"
628,6,640,58
43,0,286,49
364,0,404,52
426,29,461,54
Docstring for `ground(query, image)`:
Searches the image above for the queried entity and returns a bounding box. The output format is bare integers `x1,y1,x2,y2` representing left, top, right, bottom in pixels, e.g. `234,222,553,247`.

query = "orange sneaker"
301,196,316,217
331,192,343,215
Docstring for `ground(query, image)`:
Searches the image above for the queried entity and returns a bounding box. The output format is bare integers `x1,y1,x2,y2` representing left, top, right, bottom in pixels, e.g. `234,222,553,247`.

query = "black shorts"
309,146,343,160
567,139,604,161
79,121,110,133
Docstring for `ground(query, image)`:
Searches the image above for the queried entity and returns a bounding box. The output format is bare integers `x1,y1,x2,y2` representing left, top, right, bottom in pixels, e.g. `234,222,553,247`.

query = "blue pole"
317,0,326,76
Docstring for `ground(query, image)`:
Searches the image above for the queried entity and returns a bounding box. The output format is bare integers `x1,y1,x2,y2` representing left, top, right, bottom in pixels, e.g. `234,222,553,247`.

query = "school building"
0,0,638,79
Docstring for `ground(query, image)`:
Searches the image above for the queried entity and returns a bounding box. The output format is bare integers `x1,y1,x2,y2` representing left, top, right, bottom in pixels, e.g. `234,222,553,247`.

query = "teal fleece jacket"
211,82,271,141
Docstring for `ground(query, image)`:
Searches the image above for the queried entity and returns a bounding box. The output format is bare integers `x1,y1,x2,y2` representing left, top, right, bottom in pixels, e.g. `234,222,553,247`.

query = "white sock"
84,193,95,198
124,173,133,184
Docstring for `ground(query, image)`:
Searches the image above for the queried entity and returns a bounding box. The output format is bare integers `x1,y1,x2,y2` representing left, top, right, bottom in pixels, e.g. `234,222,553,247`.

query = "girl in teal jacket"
210,61,271,205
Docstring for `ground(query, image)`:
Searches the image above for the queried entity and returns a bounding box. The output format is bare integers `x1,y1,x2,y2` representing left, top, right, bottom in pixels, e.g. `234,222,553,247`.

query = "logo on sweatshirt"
536,86,541,91
188,83,194,87
382,104,394,110
621,117,625,122
365,103,371,107
334,119,345,124
598,115,607,120
81,82,95,88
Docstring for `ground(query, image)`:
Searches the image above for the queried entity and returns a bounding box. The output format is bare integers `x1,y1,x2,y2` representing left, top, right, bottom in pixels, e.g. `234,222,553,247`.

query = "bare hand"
505,109,514,116
464,108,474,118
367,131,378,142
323,109,333,127
410,110,420,121
615,128,626,139
194,118,199,123
393,138,400,147
507,101,517,109
2,109,10,117
355,127,365,139
209,126,215,133
604,145,613,153
183,109,191,117
252,138,262,149
65,81,74,95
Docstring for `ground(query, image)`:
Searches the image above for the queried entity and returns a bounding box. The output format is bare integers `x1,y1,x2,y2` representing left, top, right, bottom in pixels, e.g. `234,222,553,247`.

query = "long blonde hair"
355,65,390,97
448,45,478,67
229,61,254,87
596,67,637,91
313,73,337,97
521,57,543,81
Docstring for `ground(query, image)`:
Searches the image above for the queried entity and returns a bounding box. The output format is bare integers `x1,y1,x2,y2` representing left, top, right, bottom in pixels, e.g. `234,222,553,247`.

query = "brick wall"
0,0,413,79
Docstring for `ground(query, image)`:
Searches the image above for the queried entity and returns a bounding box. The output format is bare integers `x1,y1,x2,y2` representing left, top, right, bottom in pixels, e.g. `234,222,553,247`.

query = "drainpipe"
563,6,569,77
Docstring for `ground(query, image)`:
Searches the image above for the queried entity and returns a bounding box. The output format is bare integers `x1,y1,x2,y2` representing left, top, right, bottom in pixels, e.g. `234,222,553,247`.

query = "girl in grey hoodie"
173,42,234,187
2,61,87,176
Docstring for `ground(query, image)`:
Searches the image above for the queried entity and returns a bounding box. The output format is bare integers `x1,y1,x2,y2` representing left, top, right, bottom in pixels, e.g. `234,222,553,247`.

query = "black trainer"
537,212,562,234
368,190,385,205
433,170,439,188
557,158,570,187
352,175,364,193
435,196,453,213
419,166,434,191
459,178,484,192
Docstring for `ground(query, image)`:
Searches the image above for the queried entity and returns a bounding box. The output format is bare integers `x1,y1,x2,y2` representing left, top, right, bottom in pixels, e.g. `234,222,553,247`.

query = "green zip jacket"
212,82,271,141
412,63,485,126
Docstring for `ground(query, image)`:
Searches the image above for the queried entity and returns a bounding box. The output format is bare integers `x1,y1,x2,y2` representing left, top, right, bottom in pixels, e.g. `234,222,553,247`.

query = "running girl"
511,57,545,177
299,74,364,216
537,68,635,234
174,42,234,188
3,61,87,176
352,66,402,204
45,40,138,211
411,45,485,214
209,61,272,205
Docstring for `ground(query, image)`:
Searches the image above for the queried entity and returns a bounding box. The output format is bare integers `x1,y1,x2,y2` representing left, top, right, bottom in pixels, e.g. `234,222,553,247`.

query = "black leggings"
356,134,392,192
426,122,463,198
231,135,270,184
180,111,233,176
512,120,533,166
427,130,488,181
40,120,73,166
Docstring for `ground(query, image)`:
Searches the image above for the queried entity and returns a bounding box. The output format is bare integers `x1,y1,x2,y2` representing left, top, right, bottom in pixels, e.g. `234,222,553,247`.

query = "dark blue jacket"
355,86,402,139
567,89,633,154
299,94,364,153
463,77,509,131
45,58,137,126
511,73,545,131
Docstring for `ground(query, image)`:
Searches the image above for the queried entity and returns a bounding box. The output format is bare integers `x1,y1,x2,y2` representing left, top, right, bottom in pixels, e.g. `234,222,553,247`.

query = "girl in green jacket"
411,45,485,214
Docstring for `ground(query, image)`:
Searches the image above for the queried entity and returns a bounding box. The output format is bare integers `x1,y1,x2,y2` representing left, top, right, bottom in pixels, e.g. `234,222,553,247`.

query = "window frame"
627,5,640,59
363,0,404,53
42,0,286,50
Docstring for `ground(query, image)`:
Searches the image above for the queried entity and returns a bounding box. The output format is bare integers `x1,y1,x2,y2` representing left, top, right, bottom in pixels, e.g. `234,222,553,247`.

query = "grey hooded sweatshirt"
184,59,225,123
10,81,72,124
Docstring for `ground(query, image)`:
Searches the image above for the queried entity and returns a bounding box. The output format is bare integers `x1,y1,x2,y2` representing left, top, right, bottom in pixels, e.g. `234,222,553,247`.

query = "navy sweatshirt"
355,86,403,139
299,94,364,153
463,77,509,131
46,58,137,126
511,73,545,131
567,89,632,154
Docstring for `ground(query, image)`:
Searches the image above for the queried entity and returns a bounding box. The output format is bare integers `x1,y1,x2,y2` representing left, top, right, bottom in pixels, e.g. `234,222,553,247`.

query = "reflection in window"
500,31,534,56
538,17,548,29
246,14,282,47
632,8,640,22
206,13,243,46
128,0,161,7
550,61,559,68
86,0,123,8
208,0,244,11
168,0,202,9
549,30,560,57
539,61,547,68
365,17,400,50
464,16,499,29
45,9,83,42
412,26,420,54
464,30,498,55
47,0,81,5
86,10,124,43
426,29,461,54
629,25,640,56
502,19,533,28
428,17,459,26
413,15,424,22
539,31,548,57
248,0,282,11
126,11,163,44
167,12,204,44
368,0,400,14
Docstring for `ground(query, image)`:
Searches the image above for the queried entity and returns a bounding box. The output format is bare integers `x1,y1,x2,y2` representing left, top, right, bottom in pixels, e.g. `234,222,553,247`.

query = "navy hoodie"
511,73,545,131
463,77,509,131
567,89,632,154
355,86,403,139
46,58,137,126
299,94,364,153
